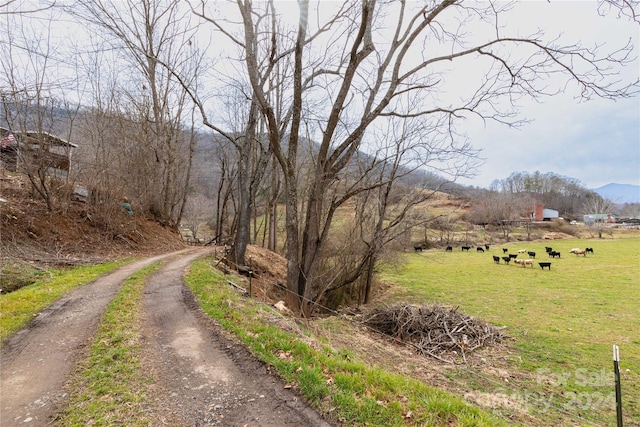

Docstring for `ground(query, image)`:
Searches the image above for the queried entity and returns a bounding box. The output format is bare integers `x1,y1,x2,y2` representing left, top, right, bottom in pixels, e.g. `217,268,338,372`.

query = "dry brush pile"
363,303,508,364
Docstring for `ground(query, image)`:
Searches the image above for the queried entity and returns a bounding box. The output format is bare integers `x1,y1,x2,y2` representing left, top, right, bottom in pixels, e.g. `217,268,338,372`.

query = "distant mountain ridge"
592,183,640,204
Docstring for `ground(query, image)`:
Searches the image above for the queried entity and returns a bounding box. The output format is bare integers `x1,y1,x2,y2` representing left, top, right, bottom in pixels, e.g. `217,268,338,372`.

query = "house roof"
0,127,78,148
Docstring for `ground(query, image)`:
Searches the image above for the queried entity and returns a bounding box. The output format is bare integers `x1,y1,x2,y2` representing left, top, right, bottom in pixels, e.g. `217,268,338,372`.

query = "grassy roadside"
185,258,507,427
53,263,163,426
0,260,129,342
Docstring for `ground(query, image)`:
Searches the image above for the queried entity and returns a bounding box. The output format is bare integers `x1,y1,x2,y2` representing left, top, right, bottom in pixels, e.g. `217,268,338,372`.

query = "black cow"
538,262,552,270
527,251,536,258
585,247,594,254
461,246,471,251
493,255,500,264
502,256,511,265
549,251,561,258
445,246,453,252
502,248,508,254
485,244,490,250
509,253,518,259
477,246,485,252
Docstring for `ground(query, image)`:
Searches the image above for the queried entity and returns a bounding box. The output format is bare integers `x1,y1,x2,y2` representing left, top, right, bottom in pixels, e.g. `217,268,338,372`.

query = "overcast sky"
454,2,640,190
458,88,639,190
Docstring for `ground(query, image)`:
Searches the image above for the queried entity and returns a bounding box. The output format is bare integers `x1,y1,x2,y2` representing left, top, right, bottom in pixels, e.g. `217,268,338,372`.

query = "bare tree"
302,114,474,309
497,171,593,219
0,0,55,17
479,191,514,240
197,136,238,245
201,0,638,315
220,86,272,268
432,215,458,246
520,194,538,241
619,203,640,219
263,154,282,252
71,0,203,226
144,2,289,267
583,192,615,238
182,193,213,241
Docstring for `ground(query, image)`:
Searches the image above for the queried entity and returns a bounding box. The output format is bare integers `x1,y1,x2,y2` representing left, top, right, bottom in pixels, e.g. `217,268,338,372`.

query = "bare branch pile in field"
363,303,508,363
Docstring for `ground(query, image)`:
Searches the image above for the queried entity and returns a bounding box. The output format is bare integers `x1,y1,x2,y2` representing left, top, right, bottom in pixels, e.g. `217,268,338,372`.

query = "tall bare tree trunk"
232,97,259,266
267,159,280,252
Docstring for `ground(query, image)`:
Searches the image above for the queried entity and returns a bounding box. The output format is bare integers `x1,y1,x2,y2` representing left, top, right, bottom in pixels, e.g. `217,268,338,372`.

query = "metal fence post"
613,344,623,427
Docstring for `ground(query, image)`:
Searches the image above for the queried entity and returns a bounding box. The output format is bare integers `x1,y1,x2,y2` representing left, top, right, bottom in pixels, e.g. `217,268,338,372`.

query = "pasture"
381,236,640,425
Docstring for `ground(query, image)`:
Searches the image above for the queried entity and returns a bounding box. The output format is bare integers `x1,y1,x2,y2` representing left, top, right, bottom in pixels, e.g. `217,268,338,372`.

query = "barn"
532,203,559,221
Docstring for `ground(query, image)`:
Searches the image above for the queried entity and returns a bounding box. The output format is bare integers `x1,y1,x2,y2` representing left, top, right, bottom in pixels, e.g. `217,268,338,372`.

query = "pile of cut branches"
363,303,508,364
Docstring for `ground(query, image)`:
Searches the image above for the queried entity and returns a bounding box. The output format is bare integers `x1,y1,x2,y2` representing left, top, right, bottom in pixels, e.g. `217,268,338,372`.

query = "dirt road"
0,248,331,426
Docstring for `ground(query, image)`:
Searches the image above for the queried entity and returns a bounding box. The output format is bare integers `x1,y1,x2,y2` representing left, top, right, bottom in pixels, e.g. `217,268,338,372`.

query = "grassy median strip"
185,258,506,427
0,260,128,342
54,263,162,427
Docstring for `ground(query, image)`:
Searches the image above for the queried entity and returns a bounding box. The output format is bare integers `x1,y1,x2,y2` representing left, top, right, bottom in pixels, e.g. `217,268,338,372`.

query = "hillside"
1,173,186,291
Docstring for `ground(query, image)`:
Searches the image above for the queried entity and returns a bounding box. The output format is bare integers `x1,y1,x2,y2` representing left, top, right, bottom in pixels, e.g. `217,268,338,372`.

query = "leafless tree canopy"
582,192,616,238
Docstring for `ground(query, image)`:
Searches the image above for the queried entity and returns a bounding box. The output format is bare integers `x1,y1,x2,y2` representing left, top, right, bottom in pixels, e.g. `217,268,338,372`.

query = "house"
531,202,559,221
0,127,78,176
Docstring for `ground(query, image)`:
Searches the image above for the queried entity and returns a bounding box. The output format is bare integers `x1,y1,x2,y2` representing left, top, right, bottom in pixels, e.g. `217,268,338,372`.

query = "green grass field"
381,236,640,425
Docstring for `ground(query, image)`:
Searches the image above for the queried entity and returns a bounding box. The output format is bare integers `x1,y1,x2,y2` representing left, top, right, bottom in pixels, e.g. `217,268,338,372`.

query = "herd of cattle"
415,243,594,270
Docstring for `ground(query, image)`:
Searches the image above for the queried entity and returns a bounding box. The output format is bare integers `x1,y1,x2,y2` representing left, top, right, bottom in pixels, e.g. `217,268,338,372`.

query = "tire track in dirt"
0,248,199,426
141,251,333,426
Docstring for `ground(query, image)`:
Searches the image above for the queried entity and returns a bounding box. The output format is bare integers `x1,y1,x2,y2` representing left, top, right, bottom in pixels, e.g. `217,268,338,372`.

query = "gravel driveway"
1,248,331,426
